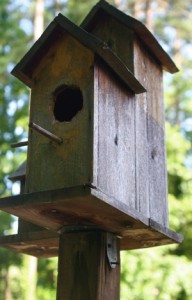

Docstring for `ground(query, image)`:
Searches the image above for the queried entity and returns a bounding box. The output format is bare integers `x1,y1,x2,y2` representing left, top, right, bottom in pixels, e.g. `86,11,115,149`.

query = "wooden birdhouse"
0,1,182,258
12,13,146,197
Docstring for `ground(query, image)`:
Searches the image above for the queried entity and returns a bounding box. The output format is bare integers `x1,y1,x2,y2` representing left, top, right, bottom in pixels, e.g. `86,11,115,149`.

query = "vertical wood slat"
93,62,99,187
134,40,149,218
56,231,120,300
134,39,168,226
146,54,168,227
95,61,136,209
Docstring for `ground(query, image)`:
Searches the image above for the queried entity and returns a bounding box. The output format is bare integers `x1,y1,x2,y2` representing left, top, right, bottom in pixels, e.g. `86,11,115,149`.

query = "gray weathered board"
81,0,178,228
56,231,120,300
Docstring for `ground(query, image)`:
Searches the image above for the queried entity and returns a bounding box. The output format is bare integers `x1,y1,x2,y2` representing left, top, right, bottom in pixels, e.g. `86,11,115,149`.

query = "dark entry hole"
53,86,83,122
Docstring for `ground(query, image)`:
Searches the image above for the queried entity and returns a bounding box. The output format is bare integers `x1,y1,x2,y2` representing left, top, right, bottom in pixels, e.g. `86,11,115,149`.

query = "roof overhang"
81,0,179,74
11,13,146,94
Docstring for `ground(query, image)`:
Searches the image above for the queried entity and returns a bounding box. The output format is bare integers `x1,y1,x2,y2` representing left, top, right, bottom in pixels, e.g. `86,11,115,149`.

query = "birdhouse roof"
11,13,145,94
81,0,178,74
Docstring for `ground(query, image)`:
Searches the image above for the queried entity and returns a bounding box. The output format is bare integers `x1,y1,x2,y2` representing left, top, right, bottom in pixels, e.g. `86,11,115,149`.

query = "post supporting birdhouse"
56,229,120,300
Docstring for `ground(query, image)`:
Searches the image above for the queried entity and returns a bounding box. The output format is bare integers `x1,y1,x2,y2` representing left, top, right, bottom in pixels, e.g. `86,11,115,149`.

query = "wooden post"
56,229,120,300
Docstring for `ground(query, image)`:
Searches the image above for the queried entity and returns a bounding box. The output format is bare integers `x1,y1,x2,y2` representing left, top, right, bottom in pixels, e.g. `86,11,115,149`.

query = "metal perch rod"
29,122,63,145
11,141,28,148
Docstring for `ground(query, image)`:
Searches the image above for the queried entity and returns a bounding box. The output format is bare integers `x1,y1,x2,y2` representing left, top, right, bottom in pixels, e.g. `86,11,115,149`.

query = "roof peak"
12,13,145,94
81,0,178,74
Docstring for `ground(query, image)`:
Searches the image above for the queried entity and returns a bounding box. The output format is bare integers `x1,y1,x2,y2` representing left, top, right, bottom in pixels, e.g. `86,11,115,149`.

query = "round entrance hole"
53,86,83,122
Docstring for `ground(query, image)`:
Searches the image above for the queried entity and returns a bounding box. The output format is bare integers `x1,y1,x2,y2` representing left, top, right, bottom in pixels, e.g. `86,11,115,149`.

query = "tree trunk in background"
128,0,154,33
133,1,143,19
144,0,153,32
172,31,182,125
34,0,45,41
4,268,11,300
22,256,38,300
23,2,45,300
53,0,63,16
25,257,38,300
114,0,122,7
114,0,128,13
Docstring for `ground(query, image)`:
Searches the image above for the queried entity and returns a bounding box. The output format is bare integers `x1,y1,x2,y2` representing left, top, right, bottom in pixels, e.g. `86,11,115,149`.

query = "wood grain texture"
134,44,149,217
81,0,178,74
0,186,148,234
94,61,136,209
93,64,99,187
134,38,169,227
87,14,134,72
0,230,59,258
12,12,145,93
56,231,120,300
0,224,182,258
26,35,94,193
0,186,183,252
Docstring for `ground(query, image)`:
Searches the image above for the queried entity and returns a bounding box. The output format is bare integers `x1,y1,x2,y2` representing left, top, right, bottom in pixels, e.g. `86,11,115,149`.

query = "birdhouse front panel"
25,35,94,193
134,38,168,227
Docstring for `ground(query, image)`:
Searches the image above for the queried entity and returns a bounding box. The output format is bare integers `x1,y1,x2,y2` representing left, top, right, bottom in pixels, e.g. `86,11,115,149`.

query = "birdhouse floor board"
0,223,182,258
0,230,59,258
0,186,183,252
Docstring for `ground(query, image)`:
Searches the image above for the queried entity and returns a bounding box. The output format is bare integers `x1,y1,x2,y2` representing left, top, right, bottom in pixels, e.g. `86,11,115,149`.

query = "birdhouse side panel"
93,60,136,210
134,85,150,218
25,36,94,193
86,14,134,72
134,38,168,226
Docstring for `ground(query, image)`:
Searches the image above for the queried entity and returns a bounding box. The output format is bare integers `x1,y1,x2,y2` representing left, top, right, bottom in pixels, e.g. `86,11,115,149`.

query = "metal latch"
106,233,118,268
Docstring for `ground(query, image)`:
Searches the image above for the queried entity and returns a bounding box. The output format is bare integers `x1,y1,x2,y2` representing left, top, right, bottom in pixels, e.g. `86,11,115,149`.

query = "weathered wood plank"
0,186,182,250
26,35,94,193
81,0,178,73
93,61,99,188
95,61,136,210
85,14,134,72
0,187,148,234
120,228,183,250
0,223,182,258
145,51,169,227
148,117,168,226
134,38,169,227
0,230,59,258
134,40,149,218
56,231,120,300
